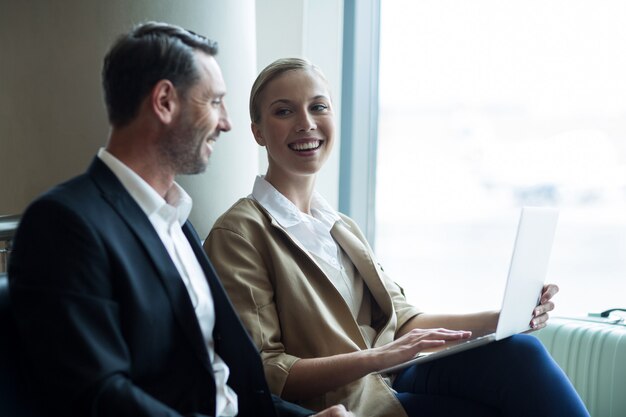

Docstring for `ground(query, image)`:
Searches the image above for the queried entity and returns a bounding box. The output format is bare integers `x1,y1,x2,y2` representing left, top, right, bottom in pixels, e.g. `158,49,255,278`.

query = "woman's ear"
151,80,179,125
251,122,266,146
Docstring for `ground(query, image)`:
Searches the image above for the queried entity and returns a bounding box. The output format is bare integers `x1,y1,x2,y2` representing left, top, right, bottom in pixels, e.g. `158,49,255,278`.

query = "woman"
204,58,589,417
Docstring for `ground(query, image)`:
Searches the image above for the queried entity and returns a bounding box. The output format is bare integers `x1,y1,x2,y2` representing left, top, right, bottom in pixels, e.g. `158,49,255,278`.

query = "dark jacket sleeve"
272,395,314,417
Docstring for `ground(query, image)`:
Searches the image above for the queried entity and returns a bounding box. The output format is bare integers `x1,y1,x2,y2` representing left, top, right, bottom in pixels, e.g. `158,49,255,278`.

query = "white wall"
0,0,344,237
255,0,344,209
177,0,259,238
0,0,260,239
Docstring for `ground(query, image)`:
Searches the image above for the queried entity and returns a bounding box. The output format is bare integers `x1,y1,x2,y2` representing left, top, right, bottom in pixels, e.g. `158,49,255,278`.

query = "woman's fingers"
394,328,472,353
375,327,472,368
534,301,555,316
403,327,472,341
530,283,559,329
540,283,559,304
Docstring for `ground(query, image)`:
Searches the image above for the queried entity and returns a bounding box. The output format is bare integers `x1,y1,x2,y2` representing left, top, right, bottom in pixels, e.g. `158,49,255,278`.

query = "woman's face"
252,69,335,181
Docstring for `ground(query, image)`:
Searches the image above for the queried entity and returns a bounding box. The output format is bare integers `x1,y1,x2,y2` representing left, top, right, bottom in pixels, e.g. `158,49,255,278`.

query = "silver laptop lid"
495,207,559,340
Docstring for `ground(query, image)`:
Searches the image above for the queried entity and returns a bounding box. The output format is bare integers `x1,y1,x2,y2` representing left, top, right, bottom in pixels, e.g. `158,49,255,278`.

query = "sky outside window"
375,0,626,316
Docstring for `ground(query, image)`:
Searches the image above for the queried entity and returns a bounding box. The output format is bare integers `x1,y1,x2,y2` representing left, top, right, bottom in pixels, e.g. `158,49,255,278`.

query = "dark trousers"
393,334,590,417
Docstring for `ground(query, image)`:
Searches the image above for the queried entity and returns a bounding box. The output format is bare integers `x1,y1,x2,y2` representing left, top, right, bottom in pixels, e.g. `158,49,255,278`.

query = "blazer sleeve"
205,226,300,396
380,268,422,331
9,199,210,417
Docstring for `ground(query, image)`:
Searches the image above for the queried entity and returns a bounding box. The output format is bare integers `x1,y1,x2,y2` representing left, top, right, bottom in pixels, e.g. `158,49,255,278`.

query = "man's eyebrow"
203,90,226,100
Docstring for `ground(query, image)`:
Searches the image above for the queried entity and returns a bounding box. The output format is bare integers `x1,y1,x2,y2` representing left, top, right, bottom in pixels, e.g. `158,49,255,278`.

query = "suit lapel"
182,223,241,339
88,159,211,368
182,222,269,394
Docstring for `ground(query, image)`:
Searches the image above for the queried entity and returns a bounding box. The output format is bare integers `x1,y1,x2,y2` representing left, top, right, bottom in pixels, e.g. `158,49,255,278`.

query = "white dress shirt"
98,148,238,417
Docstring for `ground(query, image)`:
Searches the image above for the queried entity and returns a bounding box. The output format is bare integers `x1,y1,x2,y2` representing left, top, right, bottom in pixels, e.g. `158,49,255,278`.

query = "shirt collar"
251,175,341,230
97,148,192,225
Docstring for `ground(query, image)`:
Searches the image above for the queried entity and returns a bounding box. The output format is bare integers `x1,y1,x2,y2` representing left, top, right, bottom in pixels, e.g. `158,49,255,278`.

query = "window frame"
339,0,381,245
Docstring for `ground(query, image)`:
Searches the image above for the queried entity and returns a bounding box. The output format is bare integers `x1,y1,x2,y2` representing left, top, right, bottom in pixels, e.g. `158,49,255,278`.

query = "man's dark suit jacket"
8,158,310,417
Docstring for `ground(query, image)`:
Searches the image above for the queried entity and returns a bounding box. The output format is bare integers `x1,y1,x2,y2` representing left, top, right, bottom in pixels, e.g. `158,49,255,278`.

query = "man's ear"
151,79,179,125
251,122,266,146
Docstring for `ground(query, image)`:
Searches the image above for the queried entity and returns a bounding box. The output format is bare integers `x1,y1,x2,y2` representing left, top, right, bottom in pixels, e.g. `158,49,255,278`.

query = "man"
8,22,351,417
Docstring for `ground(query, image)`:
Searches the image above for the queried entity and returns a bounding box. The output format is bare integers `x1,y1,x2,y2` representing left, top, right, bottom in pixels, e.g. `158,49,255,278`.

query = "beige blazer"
204,198,421,417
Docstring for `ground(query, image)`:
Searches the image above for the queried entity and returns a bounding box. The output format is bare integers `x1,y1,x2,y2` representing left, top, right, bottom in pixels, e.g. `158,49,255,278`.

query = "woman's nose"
295,110,316,132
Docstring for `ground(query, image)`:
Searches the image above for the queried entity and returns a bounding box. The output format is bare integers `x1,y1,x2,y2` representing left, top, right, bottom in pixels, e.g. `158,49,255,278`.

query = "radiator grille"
536,318,626,417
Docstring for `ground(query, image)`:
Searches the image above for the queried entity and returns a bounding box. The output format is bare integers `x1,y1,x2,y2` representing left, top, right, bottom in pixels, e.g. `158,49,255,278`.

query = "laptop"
377,206,559,374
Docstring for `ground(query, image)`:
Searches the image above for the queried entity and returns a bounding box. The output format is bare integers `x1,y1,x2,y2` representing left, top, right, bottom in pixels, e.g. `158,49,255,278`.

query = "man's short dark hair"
102,21,218,127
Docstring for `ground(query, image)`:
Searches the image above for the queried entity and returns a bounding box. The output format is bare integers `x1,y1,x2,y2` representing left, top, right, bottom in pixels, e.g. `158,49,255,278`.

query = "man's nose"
220,105,232,132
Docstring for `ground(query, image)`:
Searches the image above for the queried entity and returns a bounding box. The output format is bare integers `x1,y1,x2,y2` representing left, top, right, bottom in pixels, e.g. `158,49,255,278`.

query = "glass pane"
376,0,626,316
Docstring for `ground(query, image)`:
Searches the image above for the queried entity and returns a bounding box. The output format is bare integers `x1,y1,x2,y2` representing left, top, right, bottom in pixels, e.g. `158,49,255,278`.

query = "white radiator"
535,317,626,417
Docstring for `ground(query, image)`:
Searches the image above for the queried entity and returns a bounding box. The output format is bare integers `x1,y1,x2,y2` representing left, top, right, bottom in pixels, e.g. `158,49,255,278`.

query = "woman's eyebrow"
269,95,329,107
269,98,291,107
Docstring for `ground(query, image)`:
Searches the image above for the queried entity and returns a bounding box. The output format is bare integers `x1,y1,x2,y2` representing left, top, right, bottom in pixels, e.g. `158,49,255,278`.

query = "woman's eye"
274,108,291,116
311,103,328,112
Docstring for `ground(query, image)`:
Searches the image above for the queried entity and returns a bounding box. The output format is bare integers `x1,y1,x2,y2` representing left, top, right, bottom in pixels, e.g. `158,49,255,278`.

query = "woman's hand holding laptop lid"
530,283,559,330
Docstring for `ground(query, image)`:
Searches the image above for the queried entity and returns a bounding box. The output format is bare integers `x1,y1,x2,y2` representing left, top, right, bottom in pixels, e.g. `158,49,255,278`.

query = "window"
375,0,626,316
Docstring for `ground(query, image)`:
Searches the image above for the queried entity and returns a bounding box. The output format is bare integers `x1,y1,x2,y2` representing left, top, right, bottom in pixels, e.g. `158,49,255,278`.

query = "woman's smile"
288,139,324,153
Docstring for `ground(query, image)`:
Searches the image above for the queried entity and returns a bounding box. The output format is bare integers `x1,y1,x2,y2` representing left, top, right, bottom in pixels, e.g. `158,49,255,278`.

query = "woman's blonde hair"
249,57,328,123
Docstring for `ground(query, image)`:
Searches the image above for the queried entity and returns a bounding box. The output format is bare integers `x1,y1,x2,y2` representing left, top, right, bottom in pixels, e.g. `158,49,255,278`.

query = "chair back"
0,272,41,417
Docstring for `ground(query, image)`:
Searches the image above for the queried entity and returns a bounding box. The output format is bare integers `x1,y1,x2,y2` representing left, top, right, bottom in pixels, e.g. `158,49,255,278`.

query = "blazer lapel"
250,201,378,347
330,222,394,318
254,204,365,332
88,159,211,368
264,212,330,278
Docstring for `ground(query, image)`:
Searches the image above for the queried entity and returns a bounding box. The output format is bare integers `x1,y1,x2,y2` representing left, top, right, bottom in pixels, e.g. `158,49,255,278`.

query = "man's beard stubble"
158,119,209,176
